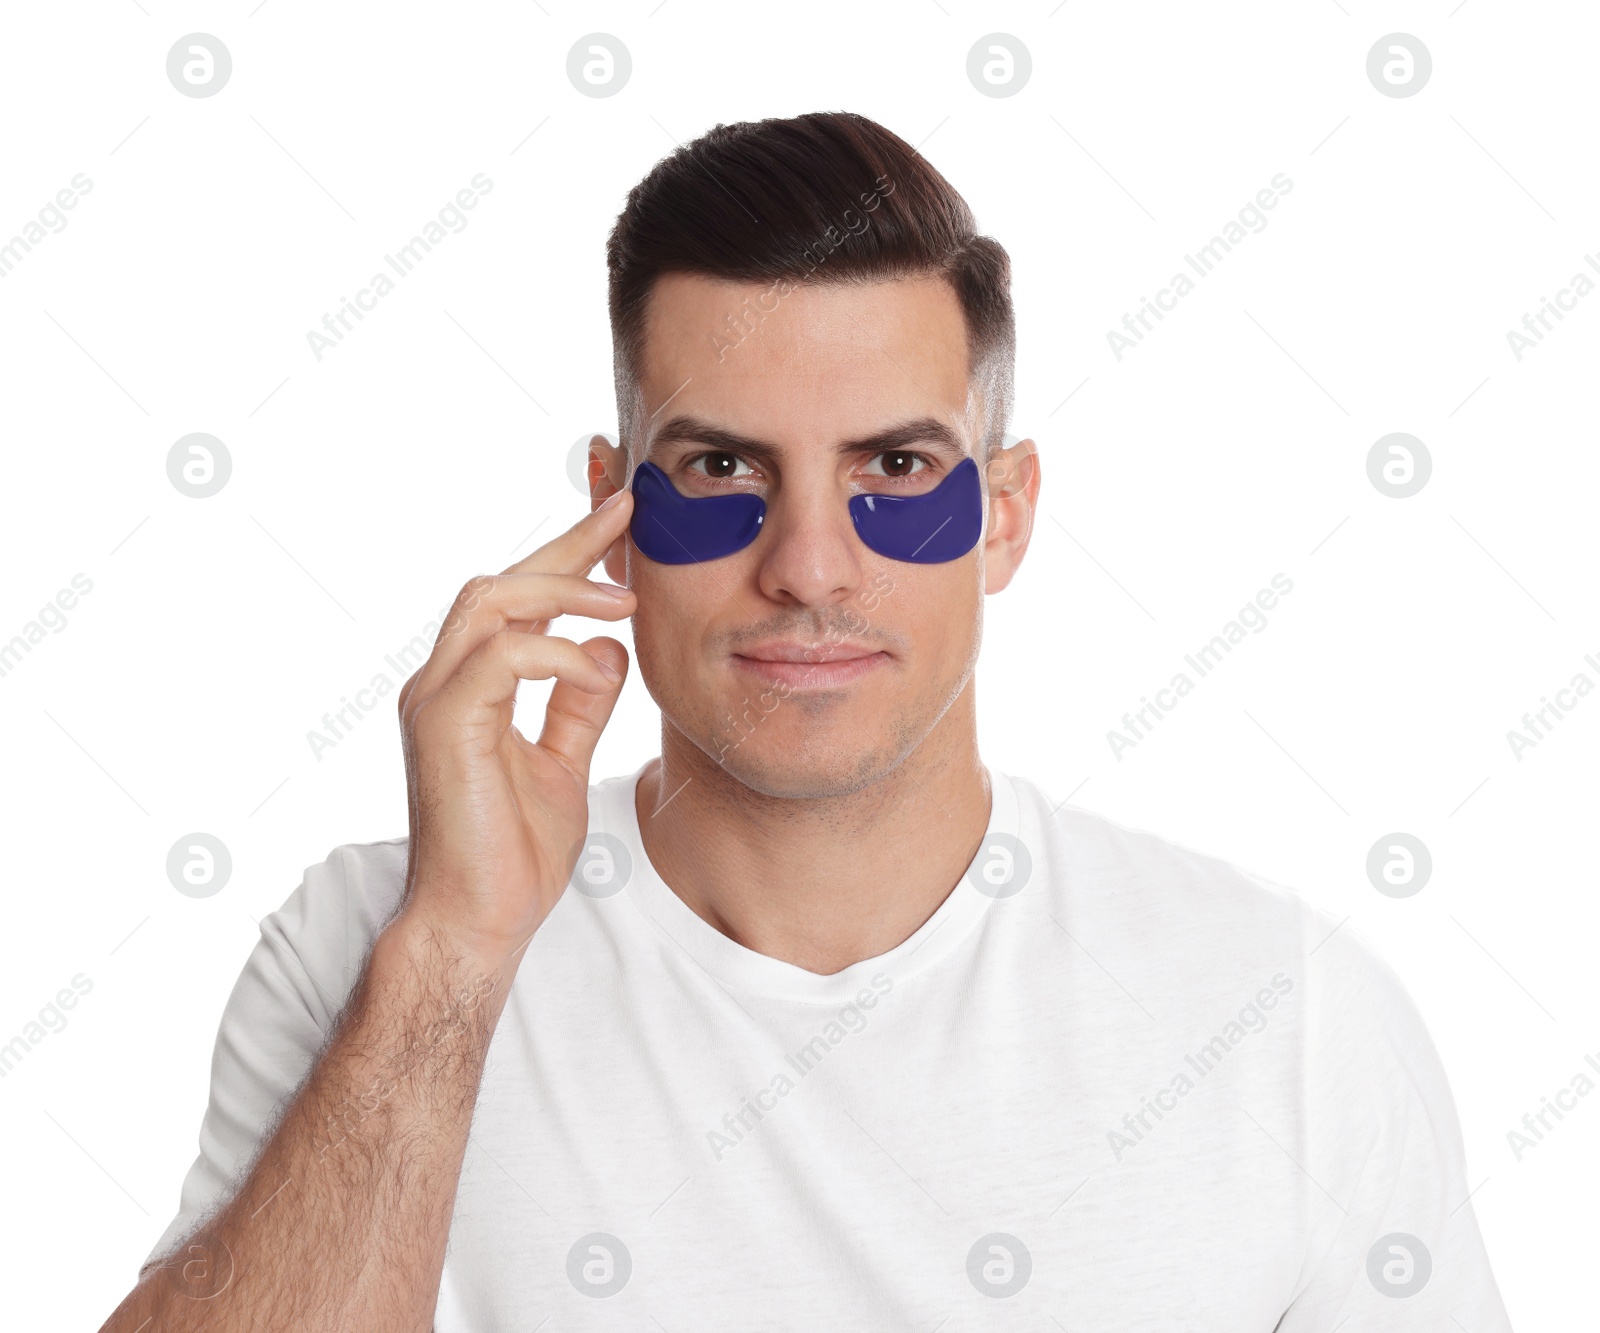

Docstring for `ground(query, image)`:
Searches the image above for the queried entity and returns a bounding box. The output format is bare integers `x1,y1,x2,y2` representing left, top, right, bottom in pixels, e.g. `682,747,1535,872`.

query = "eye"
686,451,755,481
861,450,932,482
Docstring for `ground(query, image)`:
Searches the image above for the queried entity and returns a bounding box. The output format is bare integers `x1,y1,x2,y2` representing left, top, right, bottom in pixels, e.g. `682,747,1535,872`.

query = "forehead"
637,272,977,447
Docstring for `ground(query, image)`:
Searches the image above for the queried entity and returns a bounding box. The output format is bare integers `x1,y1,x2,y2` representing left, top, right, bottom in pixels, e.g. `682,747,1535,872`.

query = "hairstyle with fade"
605,110,1016,468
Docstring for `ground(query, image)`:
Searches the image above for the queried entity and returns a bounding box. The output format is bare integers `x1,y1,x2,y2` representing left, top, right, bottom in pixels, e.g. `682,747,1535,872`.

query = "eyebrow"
647,413,970,465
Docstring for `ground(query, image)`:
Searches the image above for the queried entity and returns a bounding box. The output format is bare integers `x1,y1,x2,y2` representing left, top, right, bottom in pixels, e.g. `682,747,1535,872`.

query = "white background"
1,2,1594,1327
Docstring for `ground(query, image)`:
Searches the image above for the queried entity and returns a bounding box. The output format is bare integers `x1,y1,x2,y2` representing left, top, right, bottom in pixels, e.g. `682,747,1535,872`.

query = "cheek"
626,599,679,715
630,571,717,676
886,571,978,652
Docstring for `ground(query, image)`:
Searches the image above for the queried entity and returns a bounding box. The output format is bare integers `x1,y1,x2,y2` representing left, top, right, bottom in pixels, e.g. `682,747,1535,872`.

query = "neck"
634,689,992,976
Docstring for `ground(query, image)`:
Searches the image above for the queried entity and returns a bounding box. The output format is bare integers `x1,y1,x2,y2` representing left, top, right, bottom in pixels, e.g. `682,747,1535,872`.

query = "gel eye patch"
629,458,983,565
847,457,983,563
628,459,766,564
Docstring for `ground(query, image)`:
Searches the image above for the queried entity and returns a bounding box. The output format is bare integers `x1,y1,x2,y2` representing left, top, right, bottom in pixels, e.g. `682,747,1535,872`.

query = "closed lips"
736,643,881,662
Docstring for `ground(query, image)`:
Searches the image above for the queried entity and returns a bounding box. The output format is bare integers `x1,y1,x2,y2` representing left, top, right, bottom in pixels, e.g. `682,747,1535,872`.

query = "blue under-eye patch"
848,457,983,563
628,459,766,564
628,456,983,565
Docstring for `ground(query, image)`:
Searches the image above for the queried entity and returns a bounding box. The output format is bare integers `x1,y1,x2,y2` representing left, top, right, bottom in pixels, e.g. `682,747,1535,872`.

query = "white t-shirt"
148,762,1513,1330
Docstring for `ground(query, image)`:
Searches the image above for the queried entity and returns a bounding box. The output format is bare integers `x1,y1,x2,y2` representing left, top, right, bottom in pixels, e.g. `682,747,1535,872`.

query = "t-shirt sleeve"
1274,923,1515,1330
141,839,406,1273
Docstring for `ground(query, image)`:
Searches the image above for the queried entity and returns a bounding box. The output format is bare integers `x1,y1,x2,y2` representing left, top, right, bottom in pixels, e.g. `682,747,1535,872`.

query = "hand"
393,489,637,966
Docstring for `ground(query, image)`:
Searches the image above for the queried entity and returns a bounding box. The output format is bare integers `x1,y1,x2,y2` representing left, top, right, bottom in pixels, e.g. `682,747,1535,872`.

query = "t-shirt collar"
608,758,1021,1004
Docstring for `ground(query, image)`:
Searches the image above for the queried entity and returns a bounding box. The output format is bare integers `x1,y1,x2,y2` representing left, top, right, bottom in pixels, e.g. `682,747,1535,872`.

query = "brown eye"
689,451,752,480
864,451,929,479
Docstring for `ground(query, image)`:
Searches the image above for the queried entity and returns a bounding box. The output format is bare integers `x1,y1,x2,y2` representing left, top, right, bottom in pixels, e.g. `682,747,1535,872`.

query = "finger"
416,631,621,747
408,573,634,707
501,488,634,582
536,636,629,781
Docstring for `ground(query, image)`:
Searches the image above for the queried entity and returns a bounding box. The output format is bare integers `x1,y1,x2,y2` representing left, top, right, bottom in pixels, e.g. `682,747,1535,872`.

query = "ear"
981,437,1040,595
586,433,630,585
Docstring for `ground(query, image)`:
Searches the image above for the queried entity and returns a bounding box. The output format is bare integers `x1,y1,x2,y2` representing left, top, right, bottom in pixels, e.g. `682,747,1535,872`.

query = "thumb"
536,635,628,781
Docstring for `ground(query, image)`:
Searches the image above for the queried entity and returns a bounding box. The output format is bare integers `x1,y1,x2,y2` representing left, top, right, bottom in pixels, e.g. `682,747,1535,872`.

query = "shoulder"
250,835,410,1028
1007,772,1327,954
1004,773,1434,1062
253,766,634,1021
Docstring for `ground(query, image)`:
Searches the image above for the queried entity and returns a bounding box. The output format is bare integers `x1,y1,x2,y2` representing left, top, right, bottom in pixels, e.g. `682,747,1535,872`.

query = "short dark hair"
605,110,1015,464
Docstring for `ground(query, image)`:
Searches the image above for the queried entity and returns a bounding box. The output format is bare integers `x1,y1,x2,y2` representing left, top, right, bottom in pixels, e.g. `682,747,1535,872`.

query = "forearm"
102,912,514,1333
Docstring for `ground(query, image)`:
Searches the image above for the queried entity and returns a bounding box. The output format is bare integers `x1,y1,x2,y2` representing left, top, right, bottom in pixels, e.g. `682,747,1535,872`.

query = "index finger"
500,487,633,580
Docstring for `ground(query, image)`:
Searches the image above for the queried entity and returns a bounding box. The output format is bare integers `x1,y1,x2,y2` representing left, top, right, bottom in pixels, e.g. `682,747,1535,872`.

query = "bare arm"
101,484,638,1331
103,913,508,1331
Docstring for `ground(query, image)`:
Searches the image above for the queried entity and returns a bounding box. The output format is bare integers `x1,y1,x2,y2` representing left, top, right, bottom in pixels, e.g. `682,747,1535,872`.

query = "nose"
753,473,868,607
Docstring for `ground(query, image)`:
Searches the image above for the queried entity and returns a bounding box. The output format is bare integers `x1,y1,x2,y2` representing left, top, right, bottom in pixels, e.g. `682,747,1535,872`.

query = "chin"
704,728,902,800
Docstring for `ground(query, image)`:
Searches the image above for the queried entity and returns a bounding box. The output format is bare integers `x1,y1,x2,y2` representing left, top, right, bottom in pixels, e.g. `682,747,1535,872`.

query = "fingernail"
597,584,632,599
599,490,626,511
595,657,622,681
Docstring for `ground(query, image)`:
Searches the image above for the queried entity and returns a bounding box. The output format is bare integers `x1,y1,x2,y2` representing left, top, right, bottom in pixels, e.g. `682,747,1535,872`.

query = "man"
105,112,1513,1330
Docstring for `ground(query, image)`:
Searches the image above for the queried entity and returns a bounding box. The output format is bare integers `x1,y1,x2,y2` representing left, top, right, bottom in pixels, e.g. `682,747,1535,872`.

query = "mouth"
730,642,890,689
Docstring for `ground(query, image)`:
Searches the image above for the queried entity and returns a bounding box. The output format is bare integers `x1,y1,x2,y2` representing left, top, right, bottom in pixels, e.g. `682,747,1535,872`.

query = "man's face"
599,272,1036,799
